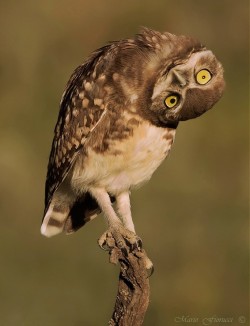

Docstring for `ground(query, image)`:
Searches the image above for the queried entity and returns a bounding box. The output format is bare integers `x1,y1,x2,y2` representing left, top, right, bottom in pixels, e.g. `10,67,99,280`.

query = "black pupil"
170,98,176,104
202,75,206,79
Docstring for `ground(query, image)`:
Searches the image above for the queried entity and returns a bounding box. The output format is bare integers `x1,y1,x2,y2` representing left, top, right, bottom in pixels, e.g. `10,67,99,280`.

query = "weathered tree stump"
100,234,153,326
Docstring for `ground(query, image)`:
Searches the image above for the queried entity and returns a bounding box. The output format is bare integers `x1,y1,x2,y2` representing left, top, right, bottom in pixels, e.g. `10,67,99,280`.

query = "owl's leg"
89,187,139,250
116,191,144,251
91,187,153,274
116,191,135,233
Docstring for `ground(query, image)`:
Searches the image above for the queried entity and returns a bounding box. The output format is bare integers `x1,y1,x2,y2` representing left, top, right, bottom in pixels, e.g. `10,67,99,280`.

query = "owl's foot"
98,226,153,276
98,225,142,254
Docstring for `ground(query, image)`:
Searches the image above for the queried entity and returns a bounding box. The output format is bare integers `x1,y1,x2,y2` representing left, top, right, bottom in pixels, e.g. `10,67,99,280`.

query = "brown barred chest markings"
72,119,176,195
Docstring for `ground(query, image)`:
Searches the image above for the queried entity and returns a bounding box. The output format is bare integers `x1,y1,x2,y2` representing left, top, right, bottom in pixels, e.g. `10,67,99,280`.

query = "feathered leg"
116,191,135,233
89,187,139,250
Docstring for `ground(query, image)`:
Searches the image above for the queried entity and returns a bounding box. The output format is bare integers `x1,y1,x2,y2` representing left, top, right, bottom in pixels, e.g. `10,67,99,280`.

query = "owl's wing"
44,46,111,214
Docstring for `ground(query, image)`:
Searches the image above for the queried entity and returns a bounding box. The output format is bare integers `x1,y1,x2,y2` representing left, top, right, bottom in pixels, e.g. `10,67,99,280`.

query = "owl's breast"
72,121,176,195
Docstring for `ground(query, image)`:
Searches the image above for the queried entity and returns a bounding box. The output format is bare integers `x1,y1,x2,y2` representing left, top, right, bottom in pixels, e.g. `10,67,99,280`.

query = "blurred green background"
0,0,248,325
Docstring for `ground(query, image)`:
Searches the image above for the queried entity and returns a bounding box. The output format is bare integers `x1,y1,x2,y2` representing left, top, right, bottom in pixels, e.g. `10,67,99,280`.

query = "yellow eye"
196,69,212,85
164,95,179,108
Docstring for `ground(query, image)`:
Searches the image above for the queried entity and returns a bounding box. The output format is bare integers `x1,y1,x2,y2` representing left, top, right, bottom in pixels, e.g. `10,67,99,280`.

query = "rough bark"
102,235,152,326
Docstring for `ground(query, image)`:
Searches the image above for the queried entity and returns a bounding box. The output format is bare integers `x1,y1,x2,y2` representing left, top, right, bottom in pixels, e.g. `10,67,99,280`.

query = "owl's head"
132,28,225,125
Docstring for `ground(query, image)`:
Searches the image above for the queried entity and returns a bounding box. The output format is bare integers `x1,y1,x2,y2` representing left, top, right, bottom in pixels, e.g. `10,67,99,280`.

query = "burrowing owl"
41,27,225,248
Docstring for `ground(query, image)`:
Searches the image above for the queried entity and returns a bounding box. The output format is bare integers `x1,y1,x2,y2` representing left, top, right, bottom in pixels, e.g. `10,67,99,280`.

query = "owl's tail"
40,192,101,237
40,204,70,237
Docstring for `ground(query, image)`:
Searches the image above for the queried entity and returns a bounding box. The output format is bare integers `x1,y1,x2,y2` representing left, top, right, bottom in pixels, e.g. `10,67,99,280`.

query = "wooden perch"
100,234,153,326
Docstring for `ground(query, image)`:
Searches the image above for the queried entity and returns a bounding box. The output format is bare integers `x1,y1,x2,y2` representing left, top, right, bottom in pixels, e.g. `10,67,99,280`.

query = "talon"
130,241,138,252
121,247,128,257
98,237,109,251
146,264,154,278
98,231,115,250
126,235,142,252
137,238,143,249
98,226,142,255
145,256,154,277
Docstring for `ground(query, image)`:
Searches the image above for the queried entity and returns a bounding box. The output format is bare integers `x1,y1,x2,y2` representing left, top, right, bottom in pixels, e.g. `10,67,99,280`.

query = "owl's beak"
172,70,187,87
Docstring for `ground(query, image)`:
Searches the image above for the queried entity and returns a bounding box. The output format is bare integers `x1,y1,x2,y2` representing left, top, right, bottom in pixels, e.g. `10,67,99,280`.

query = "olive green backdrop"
0,0,249,325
